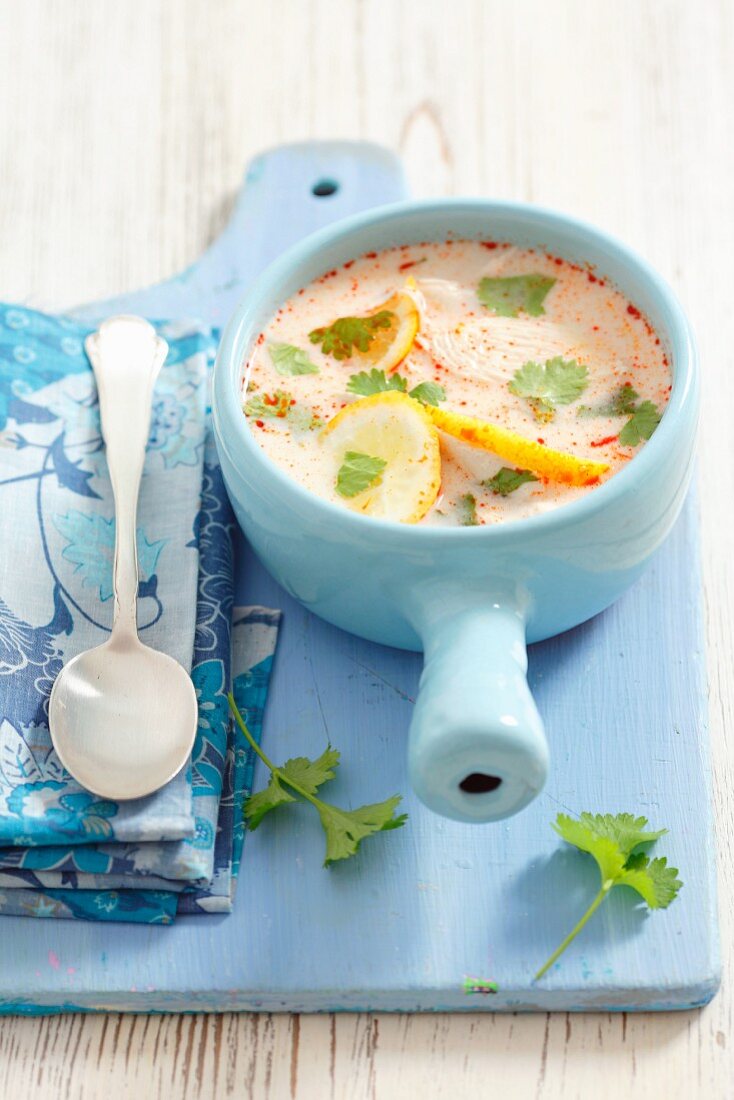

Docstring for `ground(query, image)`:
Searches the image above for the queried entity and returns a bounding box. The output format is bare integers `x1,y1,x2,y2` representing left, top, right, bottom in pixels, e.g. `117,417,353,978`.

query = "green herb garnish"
509,357,588,418
535,812,682,980
229,693,407,866
244,390,292,418
477,274,556,318
577,383,639,419
347,369,445,407
309,310,395,360
576,384,661,447
286,404,323,432
336,451,387,498
618,400,661,447
244,390,321,431
347,368,407,396
269,342,319,376
458,492,479,526
408,380,446,406
484,467,539,496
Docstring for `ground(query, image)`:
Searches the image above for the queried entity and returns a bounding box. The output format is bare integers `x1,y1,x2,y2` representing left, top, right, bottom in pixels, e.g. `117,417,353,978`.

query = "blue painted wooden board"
0,142,719,1013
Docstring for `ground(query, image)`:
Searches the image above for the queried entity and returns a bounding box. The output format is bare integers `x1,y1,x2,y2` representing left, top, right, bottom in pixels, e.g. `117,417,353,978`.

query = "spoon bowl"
49,638,197,800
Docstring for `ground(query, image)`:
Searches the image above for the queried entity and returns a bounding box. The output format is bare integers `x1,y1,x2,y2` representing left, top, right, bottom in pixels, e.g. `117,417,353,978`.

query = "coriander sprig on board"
228,693,407,866
535,812,682,980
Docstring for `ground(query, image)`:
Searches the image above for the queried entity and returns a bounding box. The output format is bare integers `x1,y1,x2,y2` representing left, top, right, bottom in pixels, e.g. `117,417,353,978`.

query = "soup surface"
242,240,671,526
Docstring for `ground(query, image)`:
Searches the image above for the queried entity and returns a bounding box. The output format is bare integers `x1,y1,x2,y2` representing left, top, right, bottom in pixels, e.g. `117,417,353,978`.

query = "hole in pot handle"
407,600,548,823
312,178,339,197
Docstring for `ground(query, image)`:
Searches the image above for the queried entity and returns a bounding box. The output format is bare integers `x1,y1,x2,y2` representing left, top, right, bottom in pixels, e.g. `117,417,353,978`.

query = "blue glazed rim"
213,197,698,545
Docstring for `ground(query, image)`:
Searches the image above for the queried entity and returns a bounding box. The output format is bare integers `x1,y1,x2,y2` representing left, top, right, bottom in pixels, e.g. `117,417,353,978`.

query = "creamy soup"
242,240,671,526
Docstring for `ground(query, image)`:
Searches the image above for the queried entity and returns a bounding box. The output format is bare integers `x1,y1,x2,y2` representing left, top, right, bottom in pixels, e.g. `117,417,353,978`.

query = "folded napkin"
0,306,279,921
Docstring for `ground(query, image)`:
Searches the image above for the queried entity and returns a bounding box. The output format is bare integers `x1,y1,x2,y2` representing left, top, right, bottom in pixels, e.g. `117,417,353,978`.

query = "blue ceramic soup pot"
212,200,698,824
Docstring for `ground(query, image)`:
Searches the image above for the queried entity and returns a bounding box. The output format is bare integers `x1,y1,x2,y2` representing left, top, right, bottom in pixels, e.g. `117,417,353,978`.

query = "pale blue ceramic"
213,199,698,824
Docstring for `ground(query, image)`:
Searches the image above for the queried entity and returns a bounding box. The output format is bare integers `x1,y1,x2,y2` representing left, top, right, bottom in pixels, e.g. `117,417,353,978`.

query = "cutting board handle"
73,141,408,326
208,141,408,290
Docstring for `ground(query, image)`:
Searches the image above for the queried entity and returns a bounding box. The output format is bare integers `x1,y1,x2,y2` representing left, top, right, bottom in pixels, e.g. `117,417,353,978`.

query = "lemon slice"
357,290,419,372
310,290,419,372
321,391,441,522
427,406,609,487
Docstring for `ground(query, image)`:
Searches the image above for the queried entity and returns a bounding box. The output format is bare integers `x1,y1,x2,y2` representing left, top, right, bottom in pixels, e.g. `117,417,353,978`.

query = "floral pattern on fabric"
53,512,166,602
0,610,279,922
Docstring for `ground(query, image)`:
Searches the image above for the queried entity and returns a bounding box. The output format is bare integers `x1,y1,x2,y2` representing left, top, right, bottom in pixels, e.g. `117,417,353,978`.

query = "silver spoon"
49,316,198,800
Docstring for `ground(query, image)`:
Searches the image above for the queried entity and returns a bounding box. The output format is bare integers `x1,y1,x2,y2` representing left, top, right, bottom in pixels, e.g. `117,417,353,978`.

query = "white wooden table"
0,1,731,1095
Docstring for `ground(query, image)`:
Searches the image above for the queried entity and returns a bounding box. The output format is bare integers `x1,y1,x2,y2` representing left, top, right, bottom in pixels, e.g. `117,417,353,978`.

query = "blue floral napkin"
0,603,279,923
0,306,280,921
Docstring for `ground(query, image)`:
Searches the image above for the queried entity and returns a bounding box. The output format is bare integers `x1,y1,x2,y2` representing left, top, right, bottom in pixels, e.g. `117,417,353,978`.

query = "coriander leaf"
477,274,556,318
269,341,319,376
244,390,321,432
553,816,626,882
318,796,408,866
245,773,296,830
554,811,667,863
611,384,641,416
578,384,639,419
347,368,407,396
535,812,682,980
458,492,479,526
309,310,395,360
484,467,539,496
509,357,589,416
617,854,682,909
244,389,292,419
409,380,446,406
286,404,323,432
618,400,661,447
336,451,387,498
229,693,407,868
280,747,340,795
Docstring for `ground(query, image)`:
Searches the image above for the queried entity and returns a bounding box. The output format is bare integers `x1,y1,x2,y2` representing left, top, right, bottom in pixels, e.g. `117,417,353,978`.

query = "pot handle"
408,601,548,822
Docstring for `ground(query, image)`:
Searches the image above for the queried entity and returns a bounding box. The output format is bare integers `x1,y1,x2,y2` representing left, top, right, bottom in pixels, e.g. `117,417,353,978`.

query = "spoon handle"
85,316,168,638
